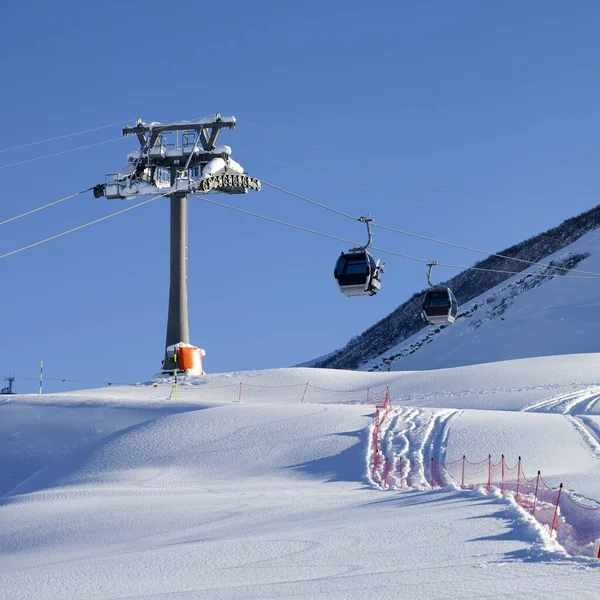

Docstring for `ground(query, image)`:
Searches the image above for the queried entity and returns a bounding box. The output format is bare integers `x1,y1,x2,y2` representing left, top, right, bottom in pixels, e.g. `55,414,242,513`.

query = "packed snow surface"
2,355,600,598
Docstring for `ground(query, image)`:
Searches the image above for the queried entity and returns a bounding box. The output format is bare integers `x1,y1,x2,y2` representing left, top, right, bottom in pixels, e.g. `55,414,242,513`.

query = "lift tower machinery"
94,115,261,373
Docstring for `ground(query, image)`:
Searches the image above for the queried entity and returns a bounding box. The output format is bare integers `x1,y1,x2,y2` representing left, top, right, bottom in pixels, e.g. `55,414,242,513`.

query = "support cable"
0,188,94,227
0,192,169,261
191,194,600,280
0,137,124,170
236,146,427,208
0,119,134,154
259,178,600,278
240,119,475,201
371,221,600,277
261,180,357,220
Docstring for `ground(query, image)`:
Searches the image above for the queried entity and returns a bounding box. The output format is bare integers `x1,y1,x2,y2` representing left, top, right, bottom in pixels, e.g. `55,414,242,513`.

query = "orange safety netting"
375,450,600,559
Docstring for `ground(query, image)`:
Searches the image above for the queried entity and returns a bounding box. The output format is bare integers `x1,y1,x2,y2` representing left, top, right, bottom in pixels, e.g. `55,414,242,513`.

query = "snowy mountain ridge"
310,203,600,371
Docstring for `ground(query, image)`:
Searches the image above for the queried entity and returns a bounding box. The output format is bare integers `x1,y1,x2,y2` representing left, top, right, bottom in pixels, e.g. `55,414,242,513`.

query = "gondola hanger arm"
426,261,438,287
352,214,374,252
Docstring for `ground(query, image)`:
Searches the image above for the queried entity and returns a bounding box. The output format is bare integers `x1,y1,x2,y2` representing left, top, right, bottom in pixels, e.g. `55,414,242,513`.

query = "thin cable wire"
261,180,358,220
239,119,475,201
260,178,600,278
0,188,93,227
191,194,367,249
0,119,134,154
17,376,130,385
371,222,600,277
191,194,600,280
0,192,169,261
0,137,124,170
236,146,428,208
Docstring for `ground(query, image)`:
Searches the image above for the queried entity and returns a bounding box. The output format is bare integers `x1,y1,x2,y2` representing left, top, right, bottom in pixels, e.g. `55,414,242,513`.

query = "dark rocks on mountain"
311,204,600,371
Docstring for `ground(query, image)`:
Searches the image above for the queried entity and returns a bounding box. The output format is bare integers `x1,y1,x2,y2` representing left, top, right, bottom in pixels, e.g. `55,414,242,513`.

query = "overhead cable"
260,178,600,278
240,119,475,201
191,194,600,280
0,137,125,170
0,192,168,261
0,119,134,154
370,222,600,277
0,188,93,227
236,146,428,208
261,180,357,220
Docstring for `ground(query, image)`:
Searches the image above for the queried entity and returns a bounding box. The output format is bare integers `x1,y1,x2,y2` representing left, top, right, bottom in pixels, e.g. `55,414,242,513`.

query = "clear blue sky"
2,1,600,393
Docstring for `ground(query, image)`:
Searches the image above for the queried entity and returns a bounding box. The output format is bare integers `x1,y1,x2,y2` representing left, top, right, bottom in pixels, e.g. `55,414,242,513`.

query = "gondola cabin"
422,286,458,325
334,250,382,297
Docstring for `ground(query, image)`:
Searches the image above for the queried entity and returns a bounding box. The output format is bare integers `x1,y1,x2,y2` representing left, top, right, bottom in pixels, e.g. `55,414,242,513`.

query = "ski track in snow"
566,415,600,463
376,407,460,489
522,386,600,415
523,387,600,465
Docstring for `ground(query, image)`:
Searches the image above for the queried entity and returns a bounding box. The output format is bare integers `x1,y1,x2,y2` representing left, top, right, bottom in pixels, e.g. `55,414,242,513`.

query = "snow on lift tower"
93,115,261,374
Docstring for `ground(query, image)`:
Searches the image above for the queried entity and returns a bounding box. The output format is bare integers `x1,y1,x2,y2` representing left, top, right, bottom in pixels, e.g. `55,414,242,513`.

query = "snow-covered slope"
2,359,600,599
311,204,600,371
363,230,600,372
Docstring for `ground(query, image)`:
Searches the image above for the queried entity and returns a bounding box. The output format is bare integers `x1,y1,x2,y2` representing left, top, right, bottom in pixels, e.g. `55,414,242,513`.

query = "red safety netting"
369,390,393,482
367,387,390,406
179,381,384,405
302,384,367,405
238,382,307,403
443,456,490,490
557,491,600,557
421,454,600,558
173,382,240,402
370,439,600,558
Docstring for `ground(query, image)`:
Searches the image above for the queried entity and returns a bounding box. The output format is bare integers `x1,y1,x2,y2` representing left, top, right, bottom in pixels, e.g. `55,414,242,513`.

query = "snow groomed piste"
2,357,600,598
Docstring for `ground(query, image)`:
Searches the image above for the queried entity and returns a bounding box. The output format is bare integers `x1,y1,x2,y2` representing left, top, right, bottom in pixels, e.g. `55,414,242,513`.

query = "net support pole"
399,455,403,489
301,382,308,404
486,454,492,493
383,458,390,488
372,425,379,478
552,483,563,533
516,456,521,502
532,471,541,517
461,455,466,489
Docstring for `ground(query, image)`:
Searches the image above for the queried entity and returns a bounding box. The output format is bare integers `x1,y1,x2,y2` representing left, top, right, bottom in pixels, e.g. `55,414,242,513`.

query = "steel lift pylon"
94,114,261,372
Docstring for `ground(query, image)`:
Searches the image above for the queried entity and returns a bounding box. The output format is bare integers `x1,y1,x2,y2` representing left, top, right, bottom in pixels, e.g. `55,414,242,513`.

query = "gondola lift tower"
94,115,261,373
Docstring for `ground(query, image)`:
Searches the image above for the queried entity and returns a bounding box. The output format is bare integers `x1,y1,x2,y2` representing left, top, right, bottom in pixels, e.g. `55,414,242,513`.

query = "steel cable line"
236,146,428,209
0,119,135,154
0,115,222,171
259,178,600,278
0,188,94,227
261,180,357,220
191,194,600,280
0,137,125,170
239,119,475,201
17,376,130,385
370,221,600,277
0,191,170,261
192,194,370,250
